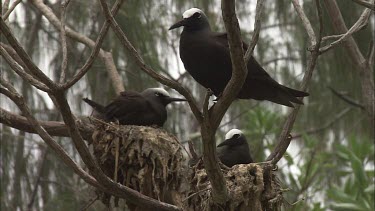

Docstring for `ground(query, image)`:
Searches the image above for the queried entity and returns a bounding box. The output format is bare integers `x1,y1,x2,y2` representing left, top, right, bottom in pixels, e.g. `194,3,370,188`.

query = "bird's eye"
155,92,160,96
193,12,201,19
232,134,240,139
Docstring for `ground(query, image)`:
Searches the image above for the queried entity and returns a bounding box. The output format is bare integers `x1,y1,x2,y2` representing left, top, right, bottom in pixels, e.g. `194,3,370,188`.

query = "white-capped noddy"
83,88,186,127
169,8,309,107
217,129,254,167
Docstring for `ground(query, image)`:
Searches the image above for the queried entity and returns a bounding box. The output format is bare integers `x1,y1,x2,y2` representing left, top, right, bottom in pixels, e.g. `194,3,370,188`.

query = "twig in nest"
182,187,211,202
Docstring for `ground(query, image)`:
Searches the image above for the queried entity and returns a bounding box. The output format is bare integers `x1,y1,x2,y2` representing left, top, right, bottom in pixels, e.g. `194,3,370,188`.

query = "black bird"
169,8,309,107
83,88,186,127
217,129,254,167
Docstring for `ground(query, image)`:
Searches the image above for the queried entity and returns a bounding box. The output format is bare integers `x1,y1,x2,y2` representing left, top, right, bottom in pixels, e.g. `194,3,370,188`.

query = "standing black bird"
217,129,254,167
83,88,186,127
169,8,309,107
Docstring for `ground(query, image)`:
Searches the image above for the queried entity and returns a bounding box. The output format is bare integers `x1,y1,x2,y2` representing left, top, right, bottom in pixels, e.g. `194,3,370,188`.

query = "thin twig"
59,0,71,83
351,0,375,10
267,0,323,164
291,0,317,47
328,86,365,110
2,0,22,20
0,45,51,92
0,17,56,89
293,107,352,139
80,195,99,211
244,0,265,64
182,187,211,202
62,0,123,90
27,147,48,210
319,4,373,54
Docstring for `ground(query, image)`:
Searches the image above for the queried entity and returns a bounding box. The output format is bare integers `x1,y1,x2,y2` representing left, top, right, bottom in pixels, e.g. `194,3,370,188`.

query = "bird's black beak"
166,97,187,103
169,19,187,30
217,139,232,148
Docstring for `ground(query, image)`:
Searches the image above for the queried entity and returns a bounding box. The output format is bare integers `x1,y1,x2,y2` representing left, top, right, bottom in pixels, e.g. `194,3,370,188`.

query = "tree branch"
0,17,56,89
328,86,365,110
244,0,265,64
0,45,51,92
291,0,317,47
59,0,71,84
0,108,93,139
351,0,375,10
267,0,323,165
324,0,374,127
2,0,22,20
319,4,372,54
29,0,125,93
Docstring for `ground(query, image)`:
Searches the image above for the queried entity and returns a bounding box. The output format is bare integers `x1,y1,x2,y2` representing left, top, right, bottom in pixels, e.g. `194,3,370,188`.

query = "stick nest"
91,122,185,207
186,161,283,211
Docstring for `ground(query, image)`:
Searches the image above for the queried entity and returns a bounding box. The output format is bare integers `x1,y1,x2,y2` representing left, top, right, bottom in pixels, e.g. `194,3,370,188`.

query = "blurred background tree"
1,0,373,210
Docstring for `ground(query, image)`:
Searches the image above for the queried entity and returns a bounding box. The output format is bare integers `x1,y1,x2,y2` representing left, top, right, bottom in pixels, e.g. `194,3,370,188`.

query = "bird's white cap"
148,88,170,97
183,8,203,19
225,129,243,140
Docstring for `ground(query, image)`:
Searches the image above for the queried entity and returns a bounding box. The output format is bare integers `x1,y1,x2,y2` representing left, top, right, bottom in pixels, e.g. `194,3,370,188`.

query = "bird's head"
169,8,210,31
142,88,186,106
217,129,247,147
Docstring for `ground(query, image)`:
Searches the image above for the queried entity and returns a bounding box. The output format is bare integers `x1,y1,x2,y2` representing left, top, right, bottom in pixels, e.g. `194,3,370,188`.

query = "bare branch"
0,17,56,89
267,0,323,164
62,0,123,91
59,0,71,83
351,0,375,10
27,147,48,210
291,0,317,47
2,0,22,20
2,0,10,16
98,0,202,123
0,108,93,139
0,45,51,92
0,76,103,197
324,0,374,127
293,107,352,139
29,0,124,92
244,0,265,64
103,52,125,94
319,5,373,54
328,86,365,110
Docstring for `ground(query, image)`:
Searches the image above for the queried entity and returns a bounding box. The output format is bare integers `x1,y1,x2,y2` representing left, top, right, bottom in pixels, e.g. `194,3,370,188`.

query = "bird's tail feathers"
283,86,309,97
82,98,105,113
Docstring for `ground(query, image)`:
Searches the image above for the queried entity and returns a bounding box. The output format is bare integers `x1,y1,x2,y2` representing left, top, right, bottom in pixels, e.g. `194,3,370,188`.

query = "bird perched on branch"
217,129,254,167
83,88,186,127
169,8,309,107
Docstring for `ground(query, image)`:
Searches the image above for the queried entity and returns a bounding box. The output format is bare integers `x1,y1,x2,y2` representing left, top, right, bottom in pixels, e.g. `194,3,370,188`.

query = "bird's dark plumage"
83,88,186,127
169,8,309,107
217,129,254,167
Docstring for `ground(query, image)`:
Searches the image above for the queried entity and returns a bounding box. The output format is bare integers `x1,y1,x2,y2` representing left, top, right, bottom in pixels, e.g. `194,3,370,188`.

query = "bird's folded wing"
212,32,271,78
104,91,147,120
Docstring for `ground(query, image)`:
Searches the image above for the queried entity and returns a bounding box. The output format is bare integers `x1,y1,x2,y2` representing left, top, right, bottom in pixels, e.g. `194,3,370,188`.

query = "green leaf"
364,184,375,194
330,202,365,211
349,151,368,188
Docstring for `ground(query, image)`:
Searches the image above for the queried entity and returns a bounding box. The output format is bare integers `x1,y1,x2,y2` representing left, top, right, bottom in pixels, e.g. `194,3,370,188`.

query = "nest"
186,160,283,211
91,122,185,208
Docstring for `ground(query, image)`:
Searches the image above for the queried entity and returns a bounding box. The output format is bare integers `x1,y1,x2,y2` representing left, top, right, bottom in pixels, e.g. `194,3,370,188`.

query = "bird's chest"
144,103,167,126
179,32,232,94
